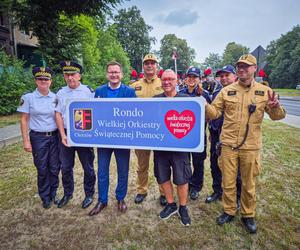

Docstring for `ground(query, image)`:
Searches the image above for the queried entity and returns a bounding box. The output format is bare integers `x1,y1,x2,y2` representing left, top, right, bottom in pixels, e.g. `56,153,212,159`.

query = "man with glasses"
130,54,166,206
55,61,96,209
89,61,136,216
205,54,286,233
154,69,192,226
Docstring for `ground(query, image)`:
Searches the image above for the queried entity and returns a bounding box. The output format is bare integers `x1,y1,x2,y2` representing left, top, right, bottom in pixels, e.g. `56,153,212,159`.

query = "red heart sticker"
164,110,196,139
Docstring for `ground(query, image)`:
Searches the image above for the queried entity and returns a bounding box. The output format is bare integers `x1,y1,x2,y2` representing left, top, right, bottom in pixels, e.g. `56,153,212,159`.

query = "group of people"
18,53,285,234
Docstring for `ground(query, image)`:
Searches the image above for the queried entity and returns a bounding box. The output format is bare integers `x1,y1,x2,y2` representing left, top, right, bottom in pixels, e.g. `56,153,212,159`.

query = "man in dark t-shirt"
153,69,192,226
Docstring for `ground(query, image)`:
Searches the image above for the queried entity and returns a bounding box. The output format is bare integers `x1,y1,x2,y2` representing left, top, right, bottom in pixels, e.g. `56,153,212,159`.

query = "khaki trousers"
219,146,261,217
135,149,164,195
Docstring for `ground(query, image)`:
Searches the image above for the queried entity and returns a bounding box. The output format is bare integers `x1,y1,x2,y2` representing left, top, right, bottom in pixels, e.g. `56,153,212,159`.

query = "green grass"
0,120,299,249
0,113,20,128
274,88,300,96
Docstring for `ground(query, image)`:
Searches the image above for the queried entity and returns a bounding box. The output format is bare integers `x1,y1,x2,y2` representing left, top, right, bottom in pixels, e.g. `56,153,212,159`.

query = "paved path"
0,123,22,148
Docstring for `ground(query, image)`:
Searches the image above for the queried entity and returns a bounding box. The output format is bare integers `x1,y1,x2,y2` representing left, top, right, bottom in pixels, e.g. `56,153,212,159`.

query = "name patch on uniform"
255,90,265,96
135,86,142,91
227,91,236,96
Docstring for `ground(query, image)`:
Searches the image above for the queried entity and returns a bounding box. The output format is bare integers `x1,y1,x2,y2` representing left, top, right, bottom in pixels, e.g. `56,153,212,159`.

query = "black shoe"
189,190,199,200
82,196,93,209
159,203,178,220
159,195,167,206
205,192,222,203
237,198,241,210
216,212,234,225
134,193,147,204
178,205,191,226
50,196,60,205
57,195,73,208
42,201,51,209
241,217,257,234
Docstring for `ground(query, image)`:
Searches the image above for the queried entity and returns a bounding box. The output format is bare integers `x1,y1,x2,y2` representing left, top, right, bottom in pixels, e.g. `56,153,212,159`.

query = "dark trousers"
59,143,95,197
30,131,60,202
209,128,242,199
97,148,130,204
189,132,207,192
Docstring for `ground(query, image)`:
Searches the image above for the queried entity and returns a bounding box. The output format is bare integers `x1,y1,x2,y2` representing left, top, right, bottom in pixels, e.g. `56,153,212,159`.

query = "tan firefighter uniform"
206,80,286,217
131,76,163,195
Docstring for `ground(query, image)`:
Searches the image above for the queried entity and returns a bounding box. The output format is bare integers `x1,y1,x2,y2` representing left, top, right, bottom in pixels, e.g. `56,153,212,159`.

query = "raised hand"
268,90,280,109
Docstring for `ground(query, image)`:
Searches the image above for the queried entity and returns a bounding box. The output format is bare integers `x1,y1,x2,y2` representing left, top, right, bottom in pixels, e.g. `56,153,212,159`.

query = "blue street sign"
66,97,205,152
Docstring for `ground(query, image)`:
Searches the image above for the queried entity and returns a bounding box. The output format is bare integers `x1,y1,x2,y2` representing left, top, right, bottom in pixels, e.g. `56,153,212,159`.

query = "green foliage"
266,25,300,88
201,52,223,71
222,42,250,66
0,51,33,115
114,6,155,73
10,0,123,67
159,34,195,72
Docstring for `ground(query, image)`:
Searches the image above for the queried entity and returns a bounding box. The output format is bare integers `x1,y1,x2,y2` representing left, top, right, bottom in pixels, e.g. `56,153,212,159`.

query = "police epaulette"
87,85,94,93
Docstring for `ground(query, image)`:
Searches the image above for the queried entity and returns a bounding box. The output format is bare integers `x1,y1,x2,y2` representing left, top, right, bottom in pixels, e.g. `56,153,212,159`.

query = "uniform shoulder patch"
255,90,265,96
227,90,236,96
19,98,24,106
135,86,142,91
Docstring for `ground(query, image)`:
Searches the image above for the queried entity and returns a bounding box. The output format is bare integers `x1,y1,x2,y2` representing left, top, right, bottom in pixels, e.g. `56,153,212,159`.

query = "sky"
116,0,300,63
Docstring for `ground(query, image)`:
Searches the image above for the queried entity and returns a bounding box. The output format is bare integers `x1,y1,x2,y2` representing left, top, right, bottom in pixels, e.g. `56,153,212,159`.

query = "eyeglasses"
161,78,176,82
107,71,121,75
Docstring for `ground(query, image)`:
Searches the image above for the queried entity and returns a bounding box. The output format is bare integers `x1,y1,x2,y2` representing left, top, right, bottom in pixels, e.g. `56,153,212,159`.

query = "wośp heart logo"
164,110,195,139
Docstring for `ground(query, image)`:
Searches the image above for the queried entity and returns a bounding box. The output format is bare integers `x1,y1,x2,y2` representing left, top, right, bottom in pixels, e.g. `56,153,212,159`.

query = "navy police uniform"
55,61,96,205
17,67,60,207
179,70,210,197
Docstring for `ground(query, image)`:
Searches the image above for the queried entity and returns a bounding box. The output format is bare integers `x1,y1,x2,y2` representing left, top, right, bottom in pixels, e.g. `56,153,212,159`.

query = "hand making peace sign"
268,90,280,109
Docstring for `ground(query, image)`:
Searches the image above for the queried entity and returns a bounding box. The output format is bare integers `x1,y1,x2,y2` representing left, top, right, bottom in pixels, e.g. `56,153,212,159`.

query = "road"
280,97,300,116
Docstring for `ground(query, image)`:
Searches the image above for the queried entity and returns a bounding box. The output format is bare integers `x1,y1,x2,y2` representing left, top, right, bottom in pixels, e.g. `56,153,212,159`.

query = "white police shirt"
17,89,57,132
55,83,94,128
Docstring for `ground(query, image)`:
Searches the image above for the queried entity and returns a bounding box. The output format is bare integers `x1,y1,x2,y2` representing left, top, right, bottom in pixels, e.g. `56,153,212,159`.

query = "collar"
143,75,158,83
108,82,121,90
34,88,53,98
66,82,83,92
238,79,255,91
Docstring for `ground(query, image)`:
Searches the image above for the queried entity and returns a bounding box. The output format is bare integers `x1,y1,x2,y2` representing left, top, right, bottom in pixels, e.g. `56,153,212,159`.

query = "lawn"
274,88,300,97
0,120,299,249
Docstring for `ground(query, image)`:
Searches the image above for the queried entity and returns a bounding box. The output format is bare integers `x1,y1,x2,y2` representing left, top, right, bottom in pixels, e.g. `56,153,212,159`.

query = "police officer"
206,54,286,233
206,65,242,208
55,61,96,209
179,67,210,200
18,67,60,209
130,54,166,205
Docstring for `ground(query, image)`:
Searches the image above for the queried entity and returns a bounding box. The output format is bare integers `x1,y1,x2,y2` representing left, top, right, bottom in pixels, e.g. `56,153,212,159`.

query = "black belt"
30,130,58,137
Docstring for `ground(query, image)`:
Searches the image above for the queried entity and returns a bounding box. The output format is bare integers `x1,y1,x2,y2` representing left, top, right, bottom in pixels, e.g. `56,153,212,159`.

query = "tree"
266,25,300,88
159,34,195,72
5,0,123,67
222,42,249,66
202,53,222,71
114,6,156,73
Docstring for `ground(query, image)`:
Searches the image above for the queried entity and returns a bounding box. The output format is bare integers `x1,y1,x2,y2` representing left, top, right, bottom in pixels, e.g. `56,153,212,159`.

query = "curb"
0,135,22,148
